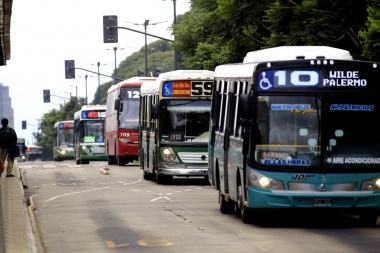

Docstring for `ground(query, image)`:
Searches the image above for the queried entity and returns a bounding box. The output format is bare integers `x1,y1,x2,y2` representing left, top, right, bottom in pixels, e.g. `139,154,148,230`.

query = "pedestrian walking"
0,118,18,177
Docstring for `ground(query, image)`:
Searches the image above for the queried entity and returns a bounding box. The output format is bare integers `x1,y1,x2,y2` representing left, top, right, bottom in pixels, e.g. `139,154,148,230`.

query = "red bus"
105,76,156,166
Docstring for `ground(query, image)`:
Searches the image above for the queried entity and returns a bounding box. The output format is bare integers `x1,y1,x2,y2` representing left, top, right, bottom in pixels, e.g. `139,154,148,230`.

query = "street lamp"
162,0,178,70
106,47,128,84
123,20,167,76
77,75,95,104
90,62,113,103
64,84,78,100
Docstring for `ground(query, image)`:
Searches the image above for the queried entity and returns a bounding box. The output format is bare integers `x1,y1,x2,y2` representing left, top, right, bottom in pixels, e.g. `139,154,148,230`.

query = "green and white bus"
209,46,380,225
139,70,214,184
53,120,74,161
73,105,107,164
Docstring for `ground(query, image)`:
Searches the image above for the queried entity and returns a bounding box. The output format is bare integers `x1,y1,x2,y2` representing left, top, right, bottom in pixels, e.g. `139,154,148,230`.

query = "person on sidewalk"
0,118,18,177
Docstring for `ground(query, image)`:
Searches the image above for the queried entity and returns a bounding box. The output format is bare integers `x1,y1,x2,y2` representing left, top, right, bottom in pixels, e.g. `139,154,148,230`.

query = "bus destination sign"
256,66,377,92
162,80,212,97
81,111,106,119
59,122,73,129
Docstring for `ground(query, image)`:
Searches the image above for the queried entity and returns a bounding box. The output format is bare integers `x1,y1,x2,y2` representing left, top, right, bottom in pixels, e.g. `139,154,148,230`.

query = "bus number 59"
191,81,213,96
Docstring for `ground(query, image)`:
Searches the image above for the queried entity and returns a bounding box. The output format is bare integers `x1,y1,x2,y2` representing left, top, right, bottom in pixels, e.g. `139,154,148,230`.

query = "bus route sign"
162,80,212,97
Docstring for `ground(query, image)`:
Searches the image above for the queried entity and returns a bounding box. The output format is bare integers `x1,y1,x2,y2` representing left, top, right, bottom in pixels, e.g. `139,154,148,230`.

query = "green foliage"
360,1,380,61
264,0,371,59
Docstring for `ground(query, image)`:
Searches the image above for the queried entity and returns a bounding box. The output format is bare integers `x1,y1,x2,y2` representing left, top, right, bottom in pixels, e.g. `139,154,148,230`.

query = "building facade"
0,82,14,127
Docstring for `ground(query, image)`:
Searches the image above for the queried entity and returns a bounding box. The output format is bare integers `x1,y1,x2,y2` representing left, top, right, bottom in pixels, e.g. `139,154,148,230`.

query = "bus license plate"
314,198,331,206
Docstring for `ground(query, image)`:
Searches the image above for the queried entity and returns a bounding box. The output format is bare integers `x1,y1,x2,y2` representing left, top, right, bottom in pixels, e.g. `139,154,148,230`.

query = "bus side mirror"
238,94,254,127
114,98,121,111
54,129,57,136
151,104,158,119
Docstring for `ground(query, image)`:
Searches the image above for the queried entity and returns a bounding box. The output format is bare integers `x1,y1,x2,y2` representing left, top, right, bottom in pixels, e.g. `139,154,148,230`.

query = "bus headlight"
82,146,86,150
250,171,284,190
119,138,132,143
62,150,66,154
161,148,178,162
361,178,380,191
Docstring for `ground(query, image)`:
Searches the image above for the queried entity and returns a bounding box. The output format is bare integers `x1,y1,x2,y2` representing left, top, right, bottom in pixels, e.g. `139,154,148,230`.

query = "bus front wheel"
219,191,235,214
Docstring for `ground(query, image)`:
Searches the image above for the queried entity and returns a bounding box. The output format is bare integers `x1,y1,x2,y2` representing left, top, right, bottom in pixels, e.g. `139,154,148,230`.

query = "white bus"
53,120,74,161
139,70,214,184
73,105,107,164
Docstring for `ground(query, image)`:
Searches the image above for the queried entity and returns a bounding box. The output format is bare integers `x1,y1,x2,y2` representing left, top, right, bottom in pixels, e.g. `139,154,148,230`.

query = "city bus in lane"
74,105,107,164
139,70,214,184
105,76,156,166
26,144,43,161
209,46,380,225
53,120,74,161
16,138,27,162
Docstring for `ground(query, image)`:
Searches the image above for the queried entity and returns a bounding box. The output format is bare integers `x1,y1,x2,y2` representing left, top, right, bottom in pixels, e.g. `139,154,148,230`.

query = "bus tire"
237,179,253,224
219,191,235,214
76,159,80,165
157,174,172,185
108,155,115,165
81,159,89,165
143,170,153,180
359,214,378,227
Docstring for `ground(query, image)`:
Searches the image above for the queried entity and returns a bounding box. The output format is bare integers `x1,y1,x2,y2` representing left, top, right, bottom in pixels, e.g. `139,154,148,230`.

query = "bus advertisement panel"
209,46,380,225
139,70,214,184
74,105,107,164
105,77,156,166
53,120,74,161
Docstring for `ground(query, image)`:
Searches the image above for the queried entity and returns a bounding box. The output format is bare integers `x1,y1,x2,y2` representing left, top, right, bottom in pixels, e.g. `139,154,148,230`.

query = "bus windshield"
58,128,74,147
161,99,211,143
255,95,380,168
119,87,140,130
80,121,104,143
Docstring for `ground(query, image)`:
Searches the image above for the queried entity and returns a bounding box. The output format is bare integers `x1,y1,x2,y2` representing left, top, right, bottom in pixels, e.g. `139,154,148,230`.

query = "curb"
27,197,45,253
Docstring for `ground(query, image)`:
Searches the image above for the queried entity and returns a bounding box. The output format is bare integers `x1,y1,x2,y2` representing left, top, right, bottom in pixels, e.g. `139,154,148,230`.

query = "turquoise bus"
209,46,380,225
73,105,107,164
139,70,214,184
53,120,74,161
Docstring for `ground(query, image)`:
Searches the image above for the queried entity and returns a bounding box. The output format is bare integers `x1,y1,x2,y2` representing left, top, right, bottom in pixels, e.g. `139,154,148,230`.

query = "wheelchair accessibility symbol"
163,83,172,96
258,71,273,90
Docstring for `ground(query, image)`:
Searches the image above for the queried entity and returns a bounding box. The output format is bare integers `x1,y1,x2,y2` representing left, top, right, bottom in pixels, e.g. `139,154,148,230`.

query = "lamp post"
106,47,127,84
162,0,178,70
123,20,167,76
90,62,113,104
78,75,95,104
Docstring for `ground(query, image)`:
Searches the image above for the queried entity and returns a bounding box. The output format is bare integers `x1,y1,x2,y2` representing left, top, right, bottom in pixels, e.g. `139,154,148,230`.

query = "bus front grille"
177,152,208,164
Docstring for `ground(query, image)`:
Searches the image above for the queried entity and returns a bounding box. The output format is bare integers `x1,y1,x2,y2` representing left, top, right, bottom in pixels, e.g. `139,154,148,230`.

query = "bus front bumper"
247,185,380,212
157,163,208,176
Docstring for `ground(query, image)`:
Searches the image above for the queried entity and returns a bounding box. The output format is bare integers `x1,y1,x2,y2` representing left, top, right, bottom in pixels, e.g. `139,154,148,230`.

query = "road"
21,161,380,253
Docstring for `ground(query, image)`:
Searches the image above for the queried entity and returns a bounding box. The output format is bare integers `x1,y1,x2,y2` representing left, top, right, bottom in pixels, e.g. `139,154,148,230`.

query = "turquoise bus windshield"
255,95,380,167
161,99,211,143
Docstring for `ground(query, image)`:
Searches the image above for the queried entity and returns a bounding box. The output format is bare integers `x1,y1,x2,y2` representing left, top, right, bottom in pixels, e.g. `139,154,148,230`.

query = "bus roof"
243,46,353,63
215,46,354,79
157,70,214,80
140,80,159,95
74,105,106,120
107,76,157,93
53,120,74,128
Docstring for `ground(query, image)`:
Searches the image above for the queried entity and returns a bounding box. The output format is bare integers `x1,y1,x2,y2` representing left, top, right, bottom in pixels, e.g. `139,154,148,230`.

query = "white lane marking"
150,196,172,202
175,204,196,215
42,187,111,202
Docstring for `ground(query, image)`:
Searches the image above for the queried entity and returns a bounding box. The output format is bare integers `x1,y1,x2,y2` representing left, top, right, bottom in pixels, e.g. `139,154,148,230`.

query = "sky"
0,0,191,145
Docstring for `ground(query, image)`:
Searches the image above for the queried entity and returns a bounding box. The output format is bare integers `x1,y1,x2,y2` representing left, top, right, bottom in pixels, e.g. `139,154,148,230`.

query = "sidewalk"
0,161,38,253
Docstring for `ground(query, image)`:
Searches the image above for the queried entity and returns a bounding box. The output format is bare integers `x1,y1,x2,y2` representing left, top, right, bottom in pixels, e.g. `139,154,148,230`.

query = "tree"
264,0,371,59
360,1,380,61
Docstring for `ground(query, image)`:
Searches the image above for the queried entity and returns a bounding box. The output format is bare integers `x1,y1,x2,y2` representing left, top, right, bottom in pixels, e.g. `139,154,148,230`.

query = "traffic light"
137,69,144,76
43,89,50,103
22,121,27,130
103,15,118,43
65,60,75,79
152,67,161,77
